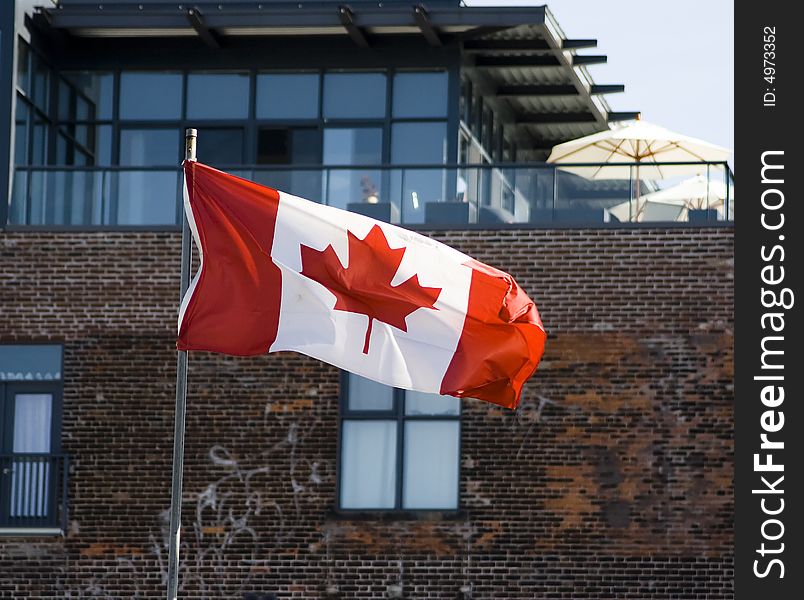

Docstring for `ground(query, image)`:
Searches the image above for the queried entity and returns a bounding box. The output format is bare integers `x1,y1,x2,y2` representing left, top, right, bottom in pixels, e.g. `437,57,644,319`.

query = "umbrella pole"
634,141,641,222
628,166,634,222
635,162,641,222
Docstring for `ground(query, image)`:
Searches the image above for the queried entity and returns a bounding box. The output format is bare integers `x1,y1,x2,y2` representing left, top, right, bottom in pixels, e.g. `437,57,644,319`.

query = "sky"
466,1,734,164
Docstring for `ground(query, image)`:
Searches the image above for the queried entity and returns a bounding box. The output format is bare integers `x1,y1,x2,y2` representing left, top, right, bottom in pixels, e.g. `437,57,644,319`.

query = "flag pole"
166,128,196,600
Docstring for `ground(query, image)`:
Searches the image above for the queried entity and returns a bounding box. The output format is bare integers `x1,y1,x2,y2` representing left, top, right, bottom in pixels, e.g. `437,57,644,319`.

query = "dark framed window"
57,71,114,166
338,373,460,511
0,344,66,532
14,39,54,169
323,72,387,119
256,73,319,120
10,61,456,226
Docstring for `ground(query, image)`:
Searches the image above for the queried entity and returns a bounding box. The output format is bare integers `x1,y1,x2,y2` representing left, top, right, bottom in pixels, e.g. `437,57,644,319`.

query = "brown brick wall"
0,227,733,599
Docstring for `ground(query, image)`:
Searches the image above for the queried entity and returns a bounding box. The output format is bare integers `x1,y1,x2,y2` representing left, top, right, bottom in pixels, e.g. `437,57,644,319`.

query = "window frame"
10,59,456,226
335,371,462,514
0,343,65,533
0,381,63,456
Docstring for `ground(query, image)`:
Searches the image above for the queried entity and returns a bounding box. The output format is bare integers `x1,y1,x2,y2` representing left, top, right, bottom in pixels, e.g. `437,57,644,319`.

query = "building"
1,1,734,598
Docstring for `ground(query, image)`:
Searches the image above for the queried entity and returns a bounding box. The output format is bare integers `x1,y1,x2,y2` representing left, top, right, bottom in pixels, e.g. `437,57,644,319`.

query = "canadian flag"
178,161,546,409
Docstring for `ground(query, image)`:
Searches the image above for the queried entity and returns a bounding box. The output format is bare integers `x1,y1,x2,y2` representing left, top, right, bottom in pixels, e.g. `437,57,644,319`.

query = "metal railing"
0,453,69,531
9,161,734,228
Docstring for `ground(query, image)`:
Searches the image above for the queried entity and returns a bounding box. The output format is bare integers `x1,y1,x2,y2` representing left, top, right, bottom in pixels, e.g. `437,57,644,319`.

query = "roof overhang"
33,1,640,158
459,9,640,159
38,1,549,40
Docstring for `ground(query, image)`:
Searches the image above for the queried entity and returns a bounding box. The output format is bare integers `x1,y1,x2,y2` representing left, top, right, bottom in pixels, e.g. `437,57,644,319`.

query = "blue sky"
466,1,734,163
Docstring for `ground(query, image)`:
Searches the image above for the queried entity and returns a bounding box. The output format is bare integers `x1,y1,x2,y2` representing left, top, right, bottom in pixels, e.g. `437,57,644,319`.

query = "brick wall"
0,227,734,599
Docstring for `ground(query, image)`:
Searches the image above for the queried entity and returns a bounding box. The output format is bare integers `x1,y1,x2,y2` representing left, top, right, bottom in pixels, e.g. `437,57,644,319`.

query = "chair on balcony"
424,202,471,225
347,202,400,224
478,205,515,225
688,208,719,223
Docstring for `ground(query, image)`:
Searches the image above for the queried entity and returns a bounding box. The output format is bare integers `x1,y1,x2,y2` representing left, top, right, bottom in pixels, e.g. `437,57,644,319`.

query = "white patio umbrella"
548,119,732,221
607,198,686,223
640,174,733,210
547,119,732,181
606,174,734,222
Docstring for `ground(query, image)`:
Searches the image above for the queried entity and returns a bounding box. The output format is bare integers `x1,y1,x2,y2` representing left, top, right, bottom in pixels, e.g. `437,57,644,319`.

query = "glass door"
322,127,383,210
1,384,59,526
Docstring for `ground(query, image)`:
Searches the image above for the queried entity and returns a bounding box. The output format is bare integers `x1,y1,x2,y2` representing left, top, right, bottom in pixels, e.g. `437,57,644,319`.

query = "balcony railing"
9,162,734,228
0,453,69,532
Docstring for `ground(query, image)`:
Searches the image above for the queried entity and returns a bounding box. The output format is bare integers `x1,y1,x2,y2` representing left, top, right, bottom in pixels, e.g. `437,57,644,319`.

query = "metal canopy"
461,16,638,161
38,2,551,37
35,1,639,160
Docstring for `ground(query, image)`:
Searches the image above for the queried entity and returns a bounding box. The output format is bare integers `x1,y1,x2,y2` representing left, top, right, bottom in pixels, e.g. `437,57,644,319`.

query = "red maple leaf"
299,225,442,354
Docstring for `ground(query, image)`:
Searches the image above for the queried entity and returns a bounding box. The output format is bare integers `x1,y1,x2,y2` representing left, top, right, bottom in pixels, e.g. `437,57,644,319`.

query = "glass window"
10,394,54,518
17,40,31,95
119,129,180,166
340,420,397,509
405,391,460,416
31,120,48,166
460,78,472,123
96,125,113,166
323,72,386,119
392,72,449,118
391,122,448,223
0,345,62,381
14,98,30,166
12,394,53,453
482,106,493,152
117,129,180,225
348,375,394,411
403,421,459,509
115,170,180,225
391,122,447,164
288,129,321,164
197,128,244,166
256,73,319,119
32,53,50,113
323,127,382,165
257,127,321,165
53,125,111,167
60,72,114,120
339,374,461,511
257,128,291,164
186,73,250,120
323,128,383,210
120,72,182,120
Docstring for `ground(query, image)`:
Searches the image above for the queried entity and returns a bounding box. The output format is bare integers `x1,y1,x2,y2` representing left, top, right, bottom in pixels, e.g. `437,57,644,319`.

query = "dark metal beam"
186,7,220,49
607,111,641,121
497,84,624,97
338,5,369,48
562,38,597,49
464,39,551,51
591,84,625,94
516,112,597,124
413,5,442,47
475,55,608,68
517,110,640,124
572,55,607,66
475,55,560,67
497,84,578,96
465,38,597,51
452,26,513,41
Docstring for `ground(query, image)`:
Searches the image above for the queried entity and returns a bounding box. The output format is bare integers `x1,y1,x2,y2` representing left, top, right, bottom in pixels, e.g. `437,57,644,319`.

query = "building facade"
1,1,733,598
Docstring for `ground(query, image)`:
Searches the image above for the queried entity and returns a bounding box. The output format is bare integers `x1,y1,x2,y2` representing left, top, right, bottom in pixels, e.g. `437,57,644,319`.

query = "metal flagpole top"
185,128,197,162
